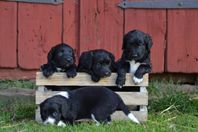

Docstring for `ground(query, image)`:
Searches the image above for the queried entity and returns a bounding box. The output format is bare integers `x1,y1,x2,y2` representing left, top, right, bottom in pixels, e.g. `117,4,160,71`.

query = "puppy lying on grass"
40,87,140,126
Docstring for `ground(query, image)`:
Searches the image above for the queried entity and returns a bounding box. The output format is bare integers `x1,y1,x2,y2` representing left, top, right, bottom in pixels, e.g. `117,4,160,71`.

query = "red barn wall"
0,0,198,79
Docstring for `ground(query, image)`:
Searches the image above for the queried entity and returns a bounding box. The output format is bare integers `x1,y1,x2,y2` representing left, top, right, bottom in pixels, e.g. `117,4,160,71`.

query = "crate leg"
35,107,42,123
35,86,45,123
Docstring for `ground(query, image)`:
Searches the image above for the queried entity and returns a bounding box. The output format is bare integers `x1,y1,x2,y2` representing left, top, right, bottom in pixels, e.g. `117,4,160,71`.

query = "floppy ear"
60,101,69,119
109,52,115,62
72,49,76,63
109,52,116,71
60,100,75,120
78,51,93,71
122,30,137,50
47,46,56,63
122,33,128,50
144,34,153,50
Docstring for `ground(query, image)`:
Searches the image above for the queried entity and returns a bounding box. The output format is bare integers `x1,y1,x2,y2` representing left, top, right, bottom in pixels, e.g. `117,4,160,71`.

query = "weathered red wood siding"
167,10,198,73
63,0,79,59
18,3,62,69
0,0,198,79
80,0,123,59
0,1,17,68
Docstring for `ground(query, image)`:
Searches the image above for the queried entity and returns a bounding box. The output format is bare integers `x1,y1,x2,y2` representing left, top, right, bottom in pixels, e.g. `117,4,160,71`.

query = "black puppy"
40,87,140,126
41,43,77,78
116,30,152,88
78,49,115,82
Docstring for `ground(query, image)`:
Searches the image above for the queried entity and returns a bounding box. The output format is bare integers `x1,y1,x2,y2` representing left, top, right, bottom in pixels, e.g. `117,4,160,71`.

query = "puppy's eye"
97,63,101,66
58,52,63,56
52,112,58,117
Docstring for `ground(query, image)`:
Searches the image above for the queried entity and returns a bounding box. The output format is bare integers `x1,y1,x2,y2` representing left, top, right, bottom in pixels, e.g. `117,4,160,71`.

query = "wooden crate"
35,72,149,123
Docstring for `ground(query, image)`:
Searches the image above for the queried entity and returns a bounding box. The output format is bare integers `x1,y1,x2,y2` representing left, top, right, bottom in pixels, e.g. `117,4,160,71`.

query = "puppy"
116,30,152,88
78,49,115,82
40,87,140,126
41,43,77,78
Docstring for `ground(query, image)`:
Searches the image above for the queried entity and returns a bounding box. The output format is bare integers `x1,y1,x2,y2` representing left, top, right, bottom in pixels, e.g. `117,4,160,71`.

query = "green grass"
0,80,198,131
0,80,36,89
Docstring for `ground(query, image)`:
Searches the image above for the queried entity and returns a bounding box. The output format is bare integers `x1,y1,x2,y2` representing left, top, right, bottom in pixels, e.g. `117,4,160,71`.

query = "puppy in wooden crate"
116,30,153,88
39,87,140,126
41,43,77,78
78,49,116,82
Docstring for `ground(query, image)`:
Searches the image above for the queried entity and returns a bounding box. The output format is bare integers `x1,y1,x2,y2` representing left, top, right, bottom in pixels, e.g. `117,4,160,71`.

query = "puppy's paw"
91,76,100,82
116,79,125,88
133,76,143,84
66,70,77,78
57,120,66,127
41,64,56,77
117,85,123,89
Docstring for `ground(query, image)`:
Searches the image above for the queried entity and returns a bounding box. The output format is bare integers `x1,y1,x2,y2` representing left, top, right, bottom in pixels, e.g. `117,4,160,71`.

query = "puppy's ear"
47,46,56,63
60,101,75,120
60,102,69,119
144,34,153,50
122,34,128,50
78,51,93,71
122,30,136,50
72,48,76,63
109,52,116,71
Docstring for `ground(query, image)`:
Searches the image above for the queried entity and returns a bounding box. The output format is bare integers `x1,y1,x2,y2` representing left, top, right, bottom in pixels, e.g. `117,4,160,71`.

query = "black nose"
132,54,138,57
66,58,72,61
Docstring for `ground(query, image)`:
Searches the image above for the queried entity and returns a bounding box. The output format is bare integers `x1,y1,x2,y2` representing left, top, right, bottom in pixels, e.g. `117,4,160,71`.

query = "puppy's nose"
132,54,138,57
66,58,72,61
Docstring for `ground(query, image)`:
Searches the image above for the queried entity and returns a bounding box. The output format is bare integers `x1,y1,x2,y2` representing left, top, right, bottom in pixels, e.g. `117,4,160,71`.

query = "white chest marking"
44,116,56,125
128,60,141,74
56,67,63,72
57,92,69,99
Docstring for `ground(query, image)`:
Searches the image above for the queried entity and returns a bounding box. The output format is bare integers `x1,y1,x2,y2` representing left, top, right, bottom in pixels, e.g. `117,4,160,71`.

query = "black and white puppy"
41,43,77,78
40,87,140,126
116,30,153,88
78,49,115,82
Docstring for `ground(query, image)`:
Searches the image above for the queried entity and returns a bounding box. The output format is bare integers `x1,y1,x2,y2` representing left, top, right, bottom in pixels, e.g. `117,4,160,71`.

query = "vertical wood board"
0,1,17,68
80,0,123,59
18,3,62,69
167,9,198,73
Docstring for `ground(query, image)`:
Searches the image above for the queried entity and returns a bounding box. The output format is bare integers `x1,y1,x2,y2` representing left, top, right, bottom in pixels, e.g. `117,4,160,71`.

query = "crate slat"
36,89,148,105
36,72,148,87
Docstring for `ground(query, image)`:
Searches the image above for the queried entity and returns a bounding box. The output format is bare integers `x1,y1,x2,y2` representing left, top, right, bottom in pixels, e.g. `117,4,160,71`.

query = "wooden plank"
125,4,166,73
80,0,123,59
35,106,147,122
63,0,79,59
167,10,198,73
18,3,62,69
0,1,17,68
36,72,149,86
36,90,148,105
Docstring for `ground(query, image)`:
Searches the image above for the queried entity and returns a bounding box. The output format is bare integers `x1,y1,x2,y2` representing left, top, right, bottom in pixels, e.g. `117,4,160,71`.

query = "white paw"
117,85,123,89
57,120,66,127
133,76,143,84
